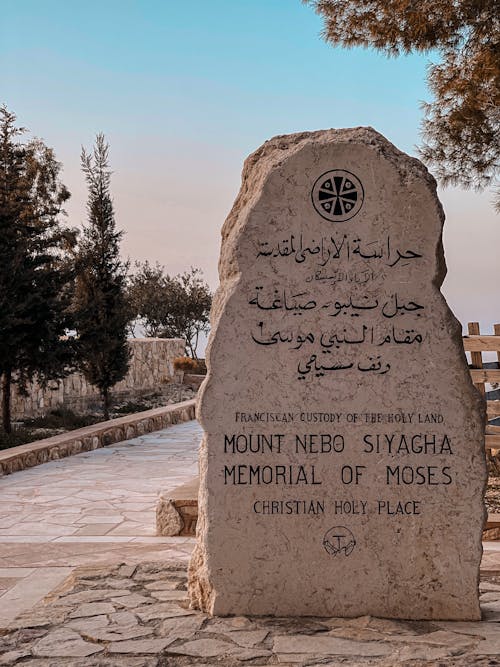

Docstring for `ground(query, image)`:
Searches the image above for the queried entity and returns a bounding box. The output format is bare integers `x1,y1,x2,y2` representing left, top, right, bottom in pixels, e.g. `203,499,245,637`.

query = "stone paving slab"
0,400,196,477
2,417,500,660
1,560,500,666
0,567,72,627
0,421,202,625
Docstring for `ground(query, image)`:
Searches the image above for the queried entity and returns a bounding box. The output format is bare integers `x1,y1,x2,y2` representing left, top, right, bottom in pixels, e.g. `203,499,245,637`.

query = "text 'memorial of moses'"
188,127,486,620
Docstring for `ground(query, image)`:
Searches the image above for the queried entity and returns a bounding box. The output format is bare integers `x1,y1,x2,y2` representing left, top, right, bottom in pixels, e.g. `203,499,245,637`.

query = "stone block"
189,128,486,619
156,478,199,536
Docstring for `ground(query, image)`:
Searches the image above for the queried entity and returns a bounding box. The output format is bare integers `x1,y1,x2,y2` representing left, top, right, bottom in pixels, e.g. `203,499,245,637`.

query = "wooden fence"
463,322,500,451
463,322,500,539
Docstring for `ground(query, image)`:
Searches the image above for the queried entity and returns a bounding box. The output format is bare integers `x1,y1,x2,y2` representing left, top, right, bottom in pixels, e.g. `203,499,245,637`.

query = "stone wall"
4,338,185,419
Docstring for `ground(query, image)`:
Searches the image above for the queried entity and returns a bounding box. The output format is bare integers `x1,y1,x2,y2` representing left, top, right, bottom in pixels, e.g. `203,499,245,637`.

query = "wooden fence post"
495,324,500,375
468,322,485,395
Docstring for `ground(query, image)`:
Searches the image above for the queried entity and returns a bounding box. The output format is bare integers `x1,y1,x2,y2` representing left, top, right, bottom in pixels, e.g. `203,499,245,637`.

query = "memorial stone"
188,127,487,620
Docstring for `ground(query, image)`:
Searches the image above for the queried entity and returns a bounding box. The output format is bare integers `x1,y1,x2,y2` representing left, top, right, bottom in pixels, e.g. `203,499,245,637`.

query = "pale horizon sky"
1,0,499,336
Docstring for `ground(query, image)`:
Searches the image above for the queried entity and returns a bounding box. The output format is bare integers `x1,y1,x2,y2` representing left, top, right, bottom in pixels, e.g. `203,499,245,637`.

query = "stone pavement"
0,421,202,626
2,559,500,666
1,419,500,664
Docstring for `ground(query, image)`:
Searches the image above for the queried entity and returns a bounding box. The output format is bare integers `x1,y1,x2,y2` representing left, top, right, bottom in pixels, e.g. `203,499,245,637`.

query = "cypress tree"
74,134,130,420
0,105,74,433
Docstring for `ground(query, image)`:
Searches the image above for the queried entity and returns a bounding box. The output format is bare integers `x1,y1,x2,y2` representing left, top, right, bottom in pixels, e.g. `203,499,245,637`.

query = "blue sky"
1,0,498,332
2,1,429,148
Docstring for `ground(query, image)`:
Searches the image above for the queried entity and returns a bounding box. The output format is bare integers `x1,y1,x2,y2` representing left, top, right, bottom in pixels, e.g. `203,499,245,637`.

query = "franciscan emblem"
311,170,364,222
323,526,356,556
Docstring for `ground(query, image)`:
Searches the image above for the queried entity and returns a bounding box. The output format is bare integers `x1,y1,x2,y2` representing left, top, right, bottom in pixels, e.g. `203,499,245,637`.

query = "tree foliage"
304,0,500,207
73,134,130,420
0,105,75,433
128,263,211,358
127,261,167,339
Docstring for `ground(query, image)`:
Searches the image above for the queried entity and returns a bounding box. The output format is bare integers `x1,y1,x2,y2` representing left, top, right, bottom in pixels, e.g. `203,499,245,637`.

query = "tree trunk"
193,330,200,360
1,369,12,434
187,340,197,360
102,387,110,421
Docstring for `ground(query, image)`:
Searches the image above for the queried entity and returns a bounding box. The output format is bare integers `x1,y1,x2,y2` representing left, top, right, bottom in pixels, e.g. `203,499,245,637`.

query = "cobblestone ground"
0,422,201,626
2,560,500,666
1,420,500,664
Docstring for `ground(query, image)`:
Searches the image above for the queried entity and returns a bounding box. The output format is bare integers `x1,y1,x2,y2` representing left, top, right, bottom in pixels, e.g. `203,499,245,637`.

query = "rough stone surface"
273,634,394,656
188,127,487,619
1,337,185,420
54,589,130,605
157,613,205,638
156,498,184,536
32,628,105,657
156,478,199,536
107,638,174,653
2,561,500,666
69,602,116,618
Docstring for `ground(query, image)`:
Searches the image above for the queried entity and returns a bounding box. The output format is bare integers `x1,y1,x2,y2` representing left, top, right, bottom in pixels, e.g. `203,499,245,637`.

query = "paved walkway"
0,420,202,625
1,418,500,636
3,560,500,665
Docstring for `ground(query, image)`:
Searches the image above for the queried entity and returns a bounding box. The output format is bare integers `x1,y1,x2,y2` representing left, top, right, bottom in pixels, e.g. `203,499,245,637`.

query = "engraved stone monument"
188,127,487,620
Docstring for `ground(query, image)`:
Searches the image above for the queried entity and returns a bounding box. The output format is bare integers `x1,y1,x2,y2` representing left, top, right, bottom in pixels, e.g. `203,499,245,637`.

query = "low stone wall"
183,374,206,389
4,338,185,419
0,399,196,476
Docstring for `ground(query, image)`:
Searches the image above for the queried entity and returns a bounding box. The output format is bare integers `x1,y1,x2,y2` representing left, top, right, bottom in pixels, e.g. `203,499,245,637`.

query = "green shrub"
0,428,51,450
23,408,98,430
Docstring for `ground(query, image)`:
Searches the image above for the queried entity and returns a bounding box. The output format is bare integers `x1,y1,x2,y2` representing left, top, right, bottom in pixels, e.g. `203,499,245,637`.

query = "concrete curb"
0,399,197,476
